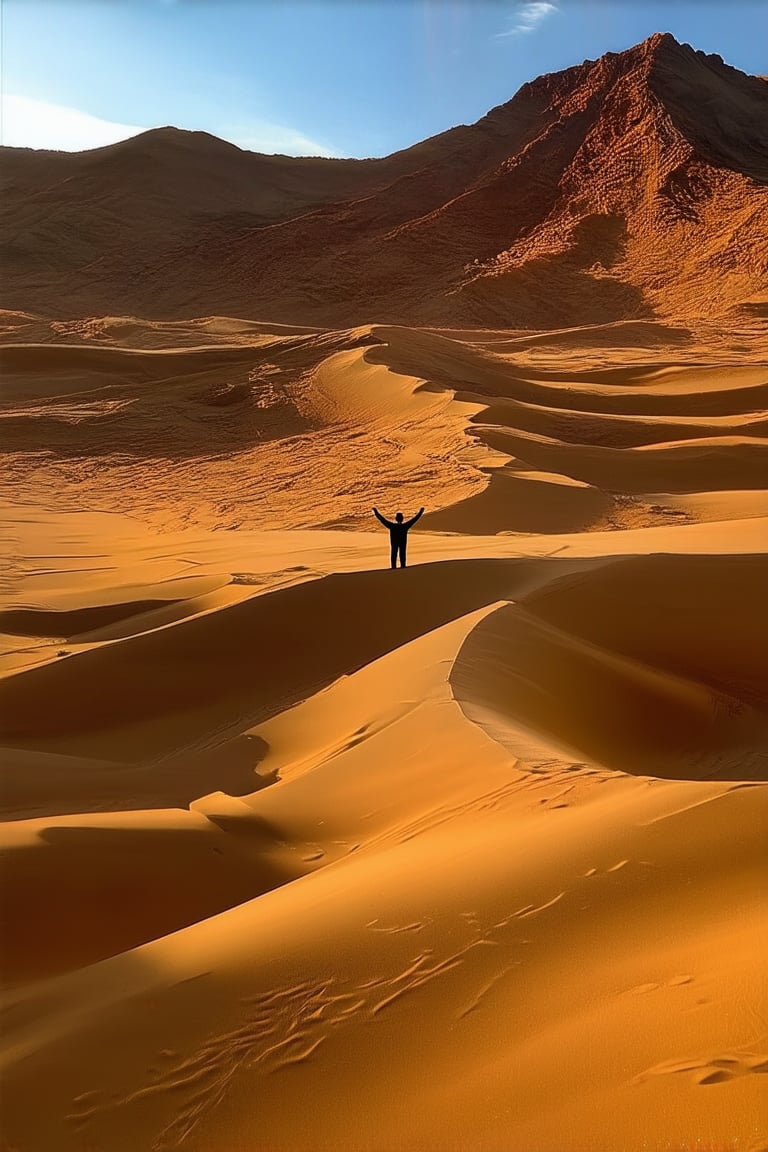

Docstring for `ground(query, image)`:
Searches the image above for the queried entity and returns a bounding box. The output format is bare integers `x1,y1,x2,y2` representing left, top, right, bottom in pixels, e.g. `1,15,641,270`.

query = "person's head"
395,512,404,523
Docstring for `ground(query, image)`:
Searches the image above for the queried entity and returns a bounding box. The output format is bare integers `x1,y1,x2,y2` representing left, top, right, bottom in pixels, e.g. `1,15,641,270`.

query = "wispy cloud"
227,124,338,158
495,2,558,39
1,95,145,151
1,94,338,157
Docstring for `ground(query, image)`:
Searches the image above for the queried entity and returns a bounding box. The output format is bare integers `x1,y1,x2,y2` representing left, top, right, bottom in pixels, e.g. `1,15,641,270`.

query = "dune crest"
2,312,766,1150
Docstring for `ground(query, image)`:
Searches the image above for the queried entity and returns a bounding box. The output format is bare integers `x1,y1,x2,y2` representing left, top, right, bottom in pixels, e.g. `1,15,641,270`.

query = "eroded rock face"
2,33,766,327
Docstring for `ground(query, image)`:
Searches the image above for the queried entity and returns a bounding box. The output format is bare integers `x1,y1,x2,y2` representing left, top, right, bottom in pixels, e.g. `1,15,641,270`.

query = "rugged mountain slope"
1,33,766,326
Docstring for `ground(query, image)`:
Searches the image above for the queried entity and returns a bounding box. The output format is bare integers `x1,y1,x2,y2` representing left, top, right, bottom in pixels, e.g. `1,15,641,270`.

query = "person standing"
373,507,425,568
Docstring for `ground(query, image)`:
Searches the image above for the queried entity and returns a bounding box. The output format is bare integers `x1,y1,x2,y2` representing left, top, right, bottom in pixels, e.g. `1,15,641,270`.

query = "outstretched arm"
404,507,425,529
373,508,394,529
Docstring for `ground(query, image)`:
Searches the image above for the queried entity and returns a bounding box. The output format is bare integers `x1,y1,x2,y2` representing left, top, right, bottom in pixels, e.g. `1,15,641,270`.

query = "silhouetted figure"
373,507,424,568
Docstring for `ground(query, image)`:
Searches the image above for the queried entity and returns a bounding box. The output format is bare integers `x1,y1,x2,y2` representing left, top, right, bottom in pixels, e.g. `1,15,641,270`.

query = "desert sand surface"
2,306,767,1152
2,30,768,1152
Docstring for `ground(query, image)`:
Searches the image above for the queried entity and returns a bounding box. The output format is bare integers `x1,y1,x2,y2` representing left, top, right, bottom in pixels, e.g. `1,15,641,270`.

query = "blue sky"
2,0,767,155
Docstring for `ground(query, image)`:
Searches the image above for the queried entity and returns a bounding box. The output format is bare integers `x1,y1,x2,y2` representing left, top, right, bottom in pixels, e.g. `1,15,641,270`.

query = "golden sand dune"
1,296,767,1151
1,28,767,1150
453,555,768,780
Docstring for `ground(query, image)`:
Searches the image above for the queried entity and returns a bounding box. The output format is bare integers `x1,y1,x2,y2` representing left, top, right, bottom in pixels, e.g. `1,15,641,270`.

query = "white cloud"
227,125,338,158
1,94,145,151
1,93,338,158
495,1,558,38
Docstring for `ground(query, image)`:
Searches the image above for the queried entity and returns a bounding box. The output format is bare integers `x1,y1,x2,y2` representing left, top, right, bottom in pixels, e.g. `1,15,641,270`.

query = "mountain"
2,33,766,327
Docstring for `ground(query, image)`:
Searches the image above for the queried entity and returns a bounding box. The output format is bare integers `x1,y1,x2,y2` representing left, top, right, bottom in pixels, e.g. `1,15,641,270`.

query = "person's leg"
390,543,398,569
399,543,407,568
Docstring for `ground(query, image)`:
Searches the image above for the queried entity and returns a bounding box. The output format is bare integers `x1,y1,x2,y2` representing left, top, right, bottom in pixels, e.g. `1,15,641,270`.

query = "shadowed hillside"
2,33,766,326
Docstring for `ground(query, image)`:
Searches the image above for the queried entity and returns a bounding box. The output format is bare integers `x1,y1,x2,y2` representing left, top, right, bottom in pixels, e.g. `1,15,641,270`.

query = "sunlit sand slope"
1,310,766,1151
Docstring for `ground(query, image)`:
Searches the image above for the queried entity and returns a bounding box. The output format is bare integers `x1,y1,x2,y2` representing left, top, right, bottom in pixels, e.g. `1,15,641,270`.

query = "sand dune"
3,317,765,540
2,305,767,1151
2,30,768,1152
453,556,768,780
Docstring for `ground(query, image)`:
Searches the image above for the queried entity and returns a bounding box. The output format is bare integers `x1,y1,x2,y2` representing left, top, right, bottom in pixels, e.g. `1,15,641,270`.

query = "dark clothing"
374,508,424,568
391,542,406,569
376,514,421,546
